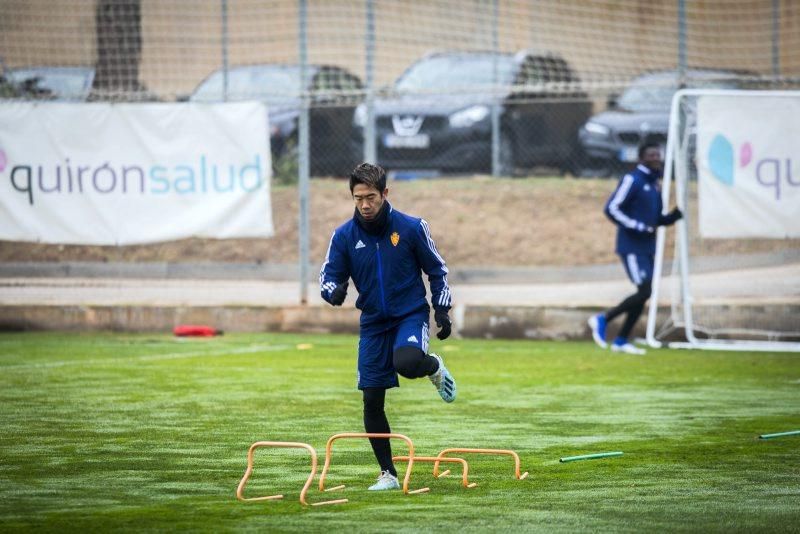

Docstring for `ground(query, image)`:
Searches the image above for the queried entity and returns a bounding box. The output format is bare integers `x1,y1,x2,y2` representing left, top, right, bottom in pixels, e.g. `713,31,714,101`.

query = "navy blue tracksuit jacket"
319,203,451,335
604,164,665,256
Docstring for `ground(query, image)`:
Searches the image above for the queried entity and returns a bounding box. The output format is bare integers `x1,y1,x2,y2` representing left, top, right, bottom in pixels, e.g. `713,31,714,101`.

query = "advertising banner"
697,94,800,238
0,102,273,244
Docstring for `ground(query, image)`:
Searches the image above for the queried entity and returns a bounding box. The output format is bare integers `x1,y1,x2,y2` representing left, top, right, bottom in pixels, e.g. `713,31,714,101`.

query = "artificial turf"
1,332,798,532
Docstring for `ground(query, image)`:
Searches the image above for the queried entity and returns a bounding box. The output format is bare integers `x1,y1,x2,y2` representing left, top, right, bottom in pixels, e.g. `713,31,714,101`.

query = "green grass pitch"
1,332,799,532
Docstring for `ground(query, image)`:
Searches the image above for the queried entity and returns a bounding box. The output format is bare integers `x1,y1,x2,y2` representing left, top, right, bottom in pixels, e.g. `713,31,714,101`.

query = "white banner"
0,102,273,244
697,94,800,238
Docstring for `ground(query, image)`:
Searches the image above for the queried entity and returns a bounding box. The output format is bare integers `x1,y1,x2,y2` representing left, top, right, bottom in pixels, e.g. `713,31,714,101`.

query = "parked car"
351,50,592,176
1,65,95,100
578,68,753,176
189,64,363,177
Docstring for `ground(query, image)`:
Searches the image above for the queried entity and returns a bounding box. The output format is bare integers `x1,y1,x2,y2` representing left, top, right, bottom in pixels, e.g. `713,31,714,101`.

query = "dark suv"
578,69,752,175
352,50,591,176
190,64,363,177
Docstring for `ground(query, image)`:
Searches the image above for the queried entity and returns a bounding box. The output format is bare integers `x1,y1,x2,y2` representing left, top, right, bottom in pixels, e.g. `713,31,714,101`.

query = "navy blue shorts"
619,253,654,285
357,310,430,390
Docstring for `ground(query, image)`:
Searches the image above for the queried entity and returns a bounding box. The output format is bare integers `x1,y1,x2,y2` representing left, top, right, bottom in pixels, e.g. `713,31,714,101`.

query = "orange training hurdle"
433,448,529,480
393,455,478,489
319,433,430,495
236,441,348,506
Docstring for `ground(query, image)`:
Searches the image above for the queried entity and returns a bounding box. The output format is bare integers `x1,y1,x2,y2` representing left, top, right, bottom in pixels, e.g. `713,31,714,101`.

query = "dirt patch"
0,176,795,267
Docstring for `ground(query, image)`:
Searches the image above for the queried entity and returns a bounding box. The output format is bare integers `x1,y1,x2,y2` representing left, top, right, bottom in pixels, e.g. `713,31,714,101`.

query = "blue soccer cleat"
429,353,456,403
588,314,608,349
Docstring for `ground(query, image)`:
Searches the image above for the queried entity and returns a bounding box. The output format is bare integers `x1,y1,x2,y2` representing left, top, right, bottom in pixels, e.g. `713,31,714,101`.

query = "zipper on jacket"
375,242,388,316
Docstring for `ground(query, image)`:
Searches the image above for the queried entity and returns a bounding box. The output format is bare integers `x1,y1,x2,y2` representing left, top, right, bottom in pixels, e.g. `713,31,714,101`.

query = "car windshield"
395,55,515,93
617,73,742,113
5,67,94,100
616,84,677,113
191,66,303,103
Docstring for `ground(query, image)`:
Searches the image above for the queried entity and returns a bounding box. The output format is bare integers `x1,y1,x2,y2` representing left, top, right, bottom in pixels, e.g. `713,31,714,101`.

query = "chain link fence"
2,0,799,180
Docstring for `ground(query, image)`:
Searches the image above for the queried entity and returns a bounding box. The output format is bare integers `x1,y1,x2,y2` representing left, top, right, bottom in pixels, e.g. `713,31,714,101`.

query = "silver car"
578,69,751,176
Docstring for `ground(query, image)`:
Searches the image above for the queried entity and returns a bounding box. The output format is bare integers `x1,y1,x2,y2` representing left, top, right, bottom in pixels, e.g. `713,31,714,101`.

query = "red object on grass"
173,325,223,337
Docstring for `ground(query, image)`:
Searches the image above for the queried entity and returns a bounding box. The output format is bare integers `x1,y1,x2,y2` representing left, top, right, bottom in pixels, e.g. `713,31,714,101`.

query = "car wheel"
575,157,612,178
562,145,586,177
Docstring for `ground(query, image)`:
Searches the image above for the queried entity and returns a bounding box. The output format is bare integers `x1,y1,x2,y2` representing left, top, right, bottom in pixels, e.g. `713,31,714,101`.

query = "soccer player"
319,162,456,491
588,142,682,354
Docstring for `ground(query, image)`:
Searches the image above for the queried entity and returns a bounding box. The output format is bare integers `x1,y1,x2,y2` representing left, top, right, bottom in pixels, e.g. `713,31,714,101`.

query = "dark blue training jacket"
319,203,452,335
604,164,668,256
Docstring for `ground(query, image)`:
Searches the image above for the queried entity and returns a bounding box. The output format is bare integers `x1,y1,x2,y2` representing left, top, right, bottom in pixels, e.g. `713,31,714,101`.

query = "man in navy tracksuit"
588,142,682,354
319,162,456,491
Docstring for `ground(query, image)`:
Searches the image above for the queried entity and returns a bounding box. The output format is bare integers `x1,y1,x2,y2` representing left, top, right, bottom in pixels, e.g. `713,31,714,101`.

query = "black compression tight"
362,387,396,477
361,348,439,477
392,346,439,379
605,280,652,340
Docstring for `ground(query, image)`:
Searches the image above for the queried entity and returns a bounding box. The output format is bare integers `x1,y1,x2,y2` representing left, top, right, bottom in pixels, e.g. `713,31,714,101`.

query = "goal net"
646,89,800,352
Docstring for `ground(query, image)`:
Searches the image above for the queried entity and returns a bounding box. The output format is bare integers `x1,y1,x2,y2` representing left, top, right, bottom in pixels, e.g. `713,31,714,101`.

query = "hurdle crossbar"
433,448,529,480
319,433,429,495
236,441,347,506
393,455,477,488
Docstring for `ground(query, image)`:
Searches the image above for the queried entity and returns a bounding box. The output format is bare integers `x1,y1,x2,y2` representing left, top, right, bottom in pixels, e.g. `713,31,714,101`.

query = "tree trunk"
91,0,147,99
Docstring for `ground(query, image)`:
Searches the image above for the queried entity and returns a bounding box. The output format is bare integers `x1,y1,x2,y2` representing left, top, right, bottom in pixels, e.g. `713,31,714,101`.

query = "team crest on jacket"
391,232,400,246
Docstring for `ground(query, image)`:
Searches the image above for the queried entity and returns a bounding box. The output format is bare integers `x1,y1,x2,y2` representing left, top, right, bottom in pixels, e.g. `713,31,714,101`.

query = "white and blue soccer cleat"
610,337,646,355
429,353,456,403
588,314,608,349
368,470,400,491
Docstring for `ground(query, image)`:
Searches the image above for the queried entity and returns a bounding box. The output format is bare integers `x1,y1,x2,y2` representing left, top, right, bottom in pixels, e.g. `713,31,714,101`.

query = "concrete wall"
3,303,798,342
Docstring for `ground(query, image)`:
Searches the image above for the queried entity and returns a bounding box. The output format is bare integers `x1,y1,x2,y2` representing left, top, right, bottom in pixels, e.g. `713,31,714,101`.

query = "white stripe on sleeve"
607,174,641,230
319,230,336,292
420,219,452,308
420,219,449,274
437,276,452,307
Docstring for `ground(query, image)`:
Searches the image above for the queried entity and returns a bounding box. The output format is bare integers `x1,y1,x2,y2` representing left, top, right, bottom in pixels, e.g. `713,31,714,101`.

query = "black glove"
660,207,683,226
329,282,348,306
434,308,451,340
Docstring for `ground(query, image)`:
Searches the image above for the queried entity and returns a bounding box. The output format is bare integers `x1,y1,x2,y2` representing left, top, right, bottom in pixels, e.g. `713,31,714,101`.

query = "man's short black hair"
349,162,387,193
638,141,661,160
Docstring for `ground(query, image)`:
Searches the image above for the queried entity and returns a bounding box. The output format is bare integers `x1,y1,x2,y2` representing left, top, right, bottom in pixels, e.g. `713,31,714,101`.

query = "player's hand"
329,282,348,306
434,308,451,340
659,207,683,226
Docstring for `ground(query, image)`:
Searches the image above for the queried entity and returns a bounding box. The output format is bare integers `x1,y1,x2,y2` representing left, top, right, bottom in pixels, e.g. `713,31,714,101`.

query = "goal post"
646,89,800,352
